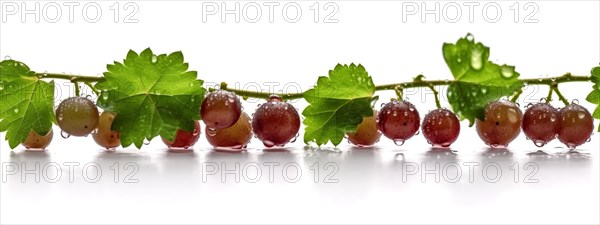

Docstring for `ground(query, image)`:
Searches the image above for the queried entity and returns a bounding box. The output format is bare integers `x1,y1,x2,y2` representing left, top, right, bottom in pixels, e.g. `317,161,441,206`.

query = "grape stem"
36,72,590,102
73,81,81,97
552,86,571,106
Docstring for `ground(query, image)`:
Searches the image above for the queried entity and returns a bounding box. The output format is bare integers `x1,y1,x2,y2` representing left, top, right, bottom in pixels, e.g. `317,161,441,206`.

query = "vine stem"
36,72,591,101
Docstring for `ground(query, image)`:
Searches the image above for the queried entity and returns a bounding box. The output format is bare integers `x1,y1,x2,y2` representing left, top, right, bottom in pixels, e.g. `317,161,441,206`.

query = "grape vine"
1,34,598,150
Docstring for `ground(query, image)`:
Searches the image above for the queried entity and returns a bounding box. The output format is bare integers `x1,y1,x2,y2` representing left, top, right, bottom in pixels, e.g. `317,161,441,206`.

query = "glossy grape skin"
161,121,201,149
346,110,381,147
421,109,461,148
92,112,121,149
557,103,593,149
55,97,99,136
22,129,53,150
522,103,559,146
476,100,523,148
201,90,242,130
377,100,420,143
252,95,300,147
206,112,252,150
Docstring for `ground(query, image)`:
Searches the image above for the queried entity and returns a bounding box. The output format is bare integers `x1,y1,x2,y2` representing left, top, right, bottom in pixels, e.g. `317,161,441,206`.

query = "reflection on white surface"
1,144,598,224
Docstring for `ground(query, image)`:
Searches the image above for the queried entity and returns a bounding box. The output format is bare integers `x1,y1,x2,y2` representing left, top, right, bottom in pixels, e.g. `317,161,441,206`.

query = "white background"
1,0,599,224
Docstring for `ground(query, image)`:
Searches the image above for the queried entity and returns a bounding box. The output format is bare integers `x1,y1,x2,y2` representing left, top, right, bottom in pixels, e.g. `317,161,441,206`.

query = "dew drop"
143,139,151,145
268,95,282,102
525,103,534,109
58,114,63,121
60,130,70,139
470,46,484,70
415,130,420,135
380,103,386,107
13,108,19,114
207,127,217,136
571,99,579,105
500,66,515,79
533,140,546,148
393,139,405,146
4,55,11,60
466,33,474,41
578,112,586,119
290,133,299,143
481,88,487,94
0,82,4,91
151,55,158,63
587,138,591,143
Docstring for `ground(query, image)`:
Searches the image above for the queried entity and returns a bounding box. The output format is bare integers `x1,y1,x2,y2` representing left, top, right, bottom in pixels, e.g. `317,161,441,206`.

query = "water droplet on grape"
393,139,405,146
415,130,420,135
571,99,579,105
268,95,282,102
60,130,70,139
207,127,217,136
587,138,591,143
533,140,546,147
489,143,506,149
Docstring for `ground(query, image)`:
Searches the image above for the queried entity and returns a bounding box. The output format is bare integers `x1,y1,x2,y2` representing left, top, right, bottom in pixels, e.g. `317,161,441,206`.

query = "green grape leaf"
586,66,600,131
302,64,375,146
443,34,523,125
0,60,55,149
95,48,205,148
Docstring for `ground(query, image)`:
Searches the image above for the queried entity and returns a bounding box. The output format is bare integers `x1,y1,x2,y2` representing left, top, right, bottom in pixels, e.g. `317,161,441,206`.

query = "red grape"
557,103,593,149
55,97,99,136
522,103,558,147
201,90,242,130
377,100,420,145
422,108,460,148
22,129,53,150
161,121,201,149
92,112,121,149
206,112,252,150
252,95,300,147
476,100,523,148
346,110,381,147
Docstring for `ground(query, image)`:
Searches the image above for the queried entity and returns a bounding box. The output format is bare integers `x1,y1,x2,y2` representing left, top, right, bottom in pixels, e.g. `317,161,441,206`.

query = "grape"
201,90,242,130
92,112,121,149
55,97,99,136
252,95,300,147
522,103,559,147
162,121,201,149
476,100,523,148
22,129,53,150
422,108,460,148
377,100,420,145
557,103,593,149
346,110,381,147
206,112,252,150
